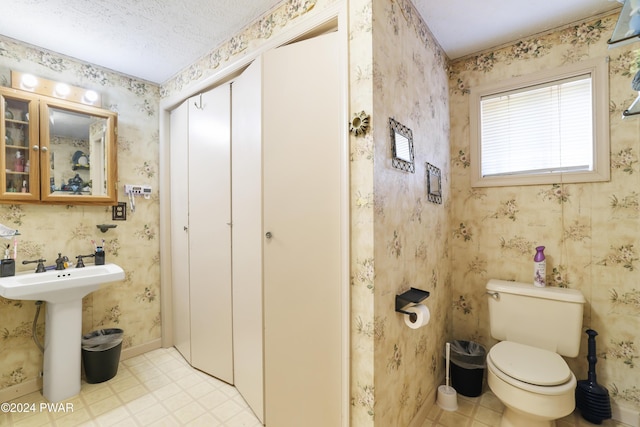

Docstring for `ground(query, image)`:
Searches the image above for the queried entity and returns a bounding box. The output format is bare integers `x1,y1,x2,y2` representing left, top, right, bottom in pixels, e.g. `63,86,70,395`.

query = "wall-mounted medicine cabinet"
0,86,118,205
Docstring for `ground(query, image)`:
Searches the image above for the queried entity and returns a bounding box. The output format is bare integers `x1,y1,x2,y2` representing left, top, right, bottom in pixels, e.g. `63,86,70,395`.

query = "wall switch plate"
112,202,127,220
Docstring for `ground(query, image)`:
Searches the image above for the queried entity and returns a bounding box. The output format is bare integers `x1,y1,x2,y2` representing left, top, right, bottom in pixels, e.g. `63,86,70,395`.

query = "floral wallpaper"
0,36,161,392
348,0,451,425
10,1,634,426
450,13,640,413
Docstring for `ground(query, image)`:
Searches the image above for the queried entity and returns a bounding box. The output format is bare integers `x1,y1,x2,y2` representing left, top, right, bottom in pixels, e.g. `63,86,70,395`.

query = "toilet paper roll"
404,303,430,329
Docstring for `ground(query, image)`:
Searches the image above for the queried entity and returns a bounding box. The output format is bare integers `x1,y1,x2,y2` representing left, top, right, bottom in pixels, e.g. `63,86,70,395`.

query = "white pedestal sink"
0,263,124,402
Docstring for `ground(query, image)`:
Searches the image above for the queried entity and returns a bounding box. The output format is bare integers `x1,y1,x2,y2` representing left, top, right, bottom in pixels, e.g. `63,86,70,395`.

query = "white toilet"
486,279,586,427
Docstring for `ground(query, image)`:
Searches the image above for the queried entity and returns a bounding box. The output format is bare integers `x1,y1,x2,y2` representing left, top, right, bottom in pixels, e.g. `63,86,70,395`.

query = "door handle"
265,231,272,239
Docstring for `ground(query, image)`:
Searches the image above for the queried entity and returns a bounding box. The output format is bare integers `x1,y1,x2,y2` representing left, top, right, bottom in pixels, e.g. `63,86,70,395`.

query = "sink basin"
0,263,124,303
0,263,124,402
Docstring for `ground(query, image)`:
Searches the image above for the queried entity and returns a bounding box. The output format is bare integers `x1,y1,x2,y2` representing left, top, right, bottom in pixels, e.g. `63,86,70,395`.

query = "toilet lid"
489,341,571,386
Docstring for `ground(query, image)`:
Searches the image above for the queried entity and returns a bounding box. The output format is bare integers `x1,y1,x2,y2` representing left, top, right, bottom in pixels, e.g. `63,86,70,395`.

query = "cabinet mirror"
42,101,117,204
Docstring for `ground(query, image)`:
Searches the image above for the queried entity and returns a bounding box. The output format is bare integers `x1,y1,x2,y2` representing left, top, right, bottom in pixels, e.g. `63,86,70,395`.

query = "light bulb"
54,83,70,98
21,74,38,90
83,90,98,104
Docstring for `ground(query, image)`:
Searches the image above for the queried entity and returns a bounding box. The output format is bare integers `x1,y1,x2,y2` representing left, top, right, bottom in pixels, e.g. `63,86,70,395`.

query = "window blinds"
480,74,593,177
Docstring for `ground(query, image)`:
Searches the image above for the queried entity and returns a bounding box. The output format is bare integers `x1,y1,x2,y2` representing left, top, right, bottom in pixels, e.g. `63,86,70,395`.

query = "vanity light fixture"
10,71,102,107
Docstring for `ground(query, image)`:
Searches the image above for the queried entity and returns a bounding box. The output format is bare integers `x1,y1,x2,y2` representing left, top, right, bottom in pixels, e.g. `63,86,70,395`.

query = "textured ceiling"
0,0,282,84
0,0,624,84
415,0,621,59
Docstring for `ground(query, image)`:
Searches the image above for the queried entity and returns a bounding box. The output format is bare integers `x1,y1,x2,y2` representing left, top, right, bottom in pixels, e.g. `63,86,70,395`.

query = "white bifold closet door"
232,30,343,427
169,85,234,385
169,100,191,362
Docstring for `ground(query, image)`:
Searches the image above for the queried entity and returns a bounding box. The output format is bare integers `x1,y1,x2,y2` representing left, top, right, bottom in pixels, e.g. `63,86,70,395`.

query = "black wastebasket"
81,328,123,384
448,340,486,397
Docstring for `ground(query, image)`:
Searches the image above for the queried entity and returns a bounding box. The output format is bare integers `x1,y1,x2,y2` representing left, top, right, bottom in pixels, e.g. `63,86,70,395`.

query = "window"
469,57,609,187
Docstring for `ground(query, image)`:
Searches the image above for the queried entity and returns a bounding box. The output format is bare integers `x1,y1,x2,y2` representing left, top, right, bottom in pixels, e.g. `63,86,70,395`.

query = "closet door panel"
231,58,265,422
188,86,234,383
262,31,343,427
169,100,191,362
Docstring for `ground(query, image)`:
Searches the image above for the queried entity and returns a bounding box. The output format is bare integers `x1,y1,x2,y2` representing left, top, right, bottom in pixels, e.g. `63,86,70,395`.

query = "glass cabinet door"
1,89,40,201
39,99,118,205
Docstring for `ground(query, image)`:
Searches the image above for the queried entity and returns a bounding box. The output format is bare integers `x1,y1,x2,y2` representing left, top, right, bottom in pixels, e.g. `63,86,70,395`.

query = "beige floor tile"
11,411,53,427
438,410,472,427
161,390,197,412
116,384,148,404
108,375,140,394
92,406,131,426
52,408,92,427
197,389,233,410
85,395,122,418
185,412,223,427
473,406,502,427
455,396,476,417
133,402,168,425
478,392,504,413
172,401,207,424
82,387,115,406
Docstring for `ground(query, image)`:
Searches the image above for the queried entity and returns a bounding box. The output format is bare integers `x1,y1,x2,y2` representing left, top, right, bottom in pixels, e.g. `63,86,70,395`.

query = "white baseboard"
612,401,640,427
0,339,162,403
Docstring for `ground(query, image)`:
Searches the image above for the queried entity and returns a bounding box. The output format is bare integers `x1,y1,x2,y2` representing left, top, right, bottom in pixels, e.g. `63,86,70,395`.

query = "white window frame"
469,57,610,187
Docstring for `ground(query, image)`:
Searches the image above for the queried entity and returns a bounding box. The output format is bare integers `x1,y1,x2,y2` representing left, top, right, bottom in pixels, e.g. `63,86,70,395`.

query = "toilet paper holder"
396,287,430,320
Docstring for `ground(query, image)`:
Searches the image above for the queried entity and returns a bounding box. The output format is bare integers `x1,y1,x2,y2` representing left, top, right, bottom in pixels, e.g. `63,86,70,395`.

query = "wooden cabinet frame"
0,86,117,205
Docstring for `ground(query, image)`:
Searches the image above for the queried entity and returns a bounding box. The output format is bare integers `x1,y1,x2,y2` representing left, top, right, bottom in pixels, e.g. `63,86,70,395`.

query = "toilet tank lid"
486,279,585,304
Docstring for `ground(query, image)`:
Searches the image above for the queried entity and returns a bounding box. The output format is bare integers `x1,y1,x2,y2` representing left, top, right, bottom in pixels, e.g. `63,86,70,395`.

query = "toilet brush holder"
437,384,458,411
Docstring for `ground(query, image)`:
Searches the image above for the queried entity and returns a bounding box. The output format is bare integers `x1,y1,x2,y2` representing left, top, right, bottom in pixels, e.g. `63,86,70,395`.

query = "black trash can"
81,328,123,384
448,340,486,397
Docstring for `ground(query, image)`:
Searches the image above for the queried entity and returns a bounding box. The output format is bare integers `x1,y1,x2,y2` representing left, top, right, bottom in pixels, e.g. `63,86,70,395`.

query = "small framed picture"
389,117,415,173
426,162,442,204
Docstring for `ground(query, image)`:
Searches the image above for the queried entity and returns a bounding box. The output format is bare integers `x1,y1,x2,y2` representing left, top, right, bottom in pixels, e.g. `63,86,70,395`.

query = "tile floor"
2,347,634,427
422,389,633,427
1,347,262,426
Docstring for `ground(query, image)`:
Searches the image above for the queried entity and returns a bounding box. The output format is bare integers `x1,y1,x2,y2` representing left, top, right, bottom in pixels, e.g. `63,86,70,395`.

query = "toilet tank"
486,279,586,357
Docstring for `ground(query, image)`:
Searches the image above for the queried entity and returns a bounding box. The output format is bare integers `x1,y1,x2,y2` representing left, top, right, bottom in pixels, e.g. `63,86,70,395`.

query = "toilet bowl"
487,341,577,427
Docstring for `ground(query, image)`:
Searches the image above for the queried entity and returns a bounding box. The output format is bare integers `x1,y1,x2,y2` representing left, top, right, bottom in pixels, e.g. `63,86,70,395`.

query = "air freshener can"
533,246,546,287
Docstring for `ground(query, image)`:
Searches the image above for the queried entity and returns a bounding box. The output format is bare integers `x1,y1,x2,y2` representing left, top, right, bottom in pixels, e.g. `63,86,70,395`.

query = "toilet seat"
487,341,576,395
490,341,571,385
